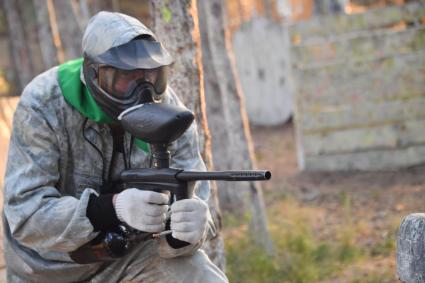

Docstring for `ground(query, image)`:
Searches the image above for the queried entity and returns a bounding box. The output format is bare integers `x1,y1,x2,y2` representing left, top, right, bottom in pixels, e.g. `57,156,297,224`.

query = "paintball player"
3,11,228,283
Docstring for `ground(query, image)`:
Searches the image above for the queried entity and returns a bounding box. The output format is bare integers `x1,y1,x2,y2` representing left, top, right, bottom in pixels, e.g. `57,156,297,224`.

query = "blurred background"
0,0,424,282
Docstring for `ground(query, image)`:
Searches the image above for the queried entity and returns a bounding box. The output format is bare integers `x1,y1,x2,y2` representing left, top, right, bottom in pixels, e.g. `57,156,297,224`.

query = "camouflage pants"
7,240,228,283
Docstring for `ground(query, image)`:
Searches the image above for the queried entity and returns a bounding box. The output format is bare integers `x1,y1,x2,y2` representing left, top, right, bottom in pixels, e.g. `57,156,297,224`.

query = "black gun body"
122,168,189,200
121,168,271,200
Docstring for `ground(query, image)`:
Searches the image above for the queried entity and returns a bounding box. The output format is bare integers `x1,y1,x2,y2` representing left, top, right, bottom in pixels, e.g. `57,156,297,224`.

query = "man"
3,11,228,283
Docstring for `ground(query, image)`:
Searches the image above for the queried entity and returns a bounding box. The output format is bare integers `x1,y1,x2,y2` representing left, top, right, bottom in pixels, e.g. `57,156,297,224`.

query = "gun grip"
174,189,188,201
173,181,195,201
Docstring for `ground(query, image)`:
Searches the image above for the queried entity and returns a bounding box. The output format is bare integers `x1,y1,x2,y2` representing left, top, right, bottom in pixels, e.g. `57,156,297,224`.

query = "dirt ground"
250,121,425,282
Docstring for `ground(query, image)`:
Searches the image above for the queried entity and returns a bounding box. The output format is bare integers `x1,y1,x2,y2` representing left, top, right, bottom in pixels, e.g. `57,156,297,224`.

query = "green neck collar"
58,58,149,153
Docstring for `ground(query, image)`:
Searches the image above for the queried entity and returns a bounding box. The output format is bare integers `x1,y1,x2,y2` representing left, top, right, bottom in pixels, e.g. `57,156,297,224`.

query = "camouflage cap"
82,11,156,57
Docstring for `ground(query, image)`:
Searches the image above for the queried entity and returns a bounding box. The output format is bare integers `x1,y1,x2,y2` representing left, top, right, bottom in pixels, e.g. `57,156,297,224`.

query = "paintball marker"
70,102,271,263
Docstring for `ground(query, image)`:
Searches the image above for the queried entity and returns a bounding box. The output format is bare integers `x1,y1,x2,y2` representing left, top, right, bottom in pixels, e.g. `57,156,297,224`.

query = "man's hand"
113,189,169,232
170,198,209,245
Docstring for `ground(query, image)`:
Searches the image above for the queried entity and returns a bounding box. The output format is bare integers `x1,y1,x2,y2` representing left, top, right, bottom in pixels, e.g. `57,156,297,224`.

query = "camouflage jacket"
3,66,211,282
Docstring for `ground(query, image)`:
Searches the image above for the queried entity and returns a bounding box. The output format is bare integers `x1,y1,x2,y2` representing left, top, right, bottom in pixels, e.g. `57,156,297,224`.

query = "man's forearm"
86,193,120,232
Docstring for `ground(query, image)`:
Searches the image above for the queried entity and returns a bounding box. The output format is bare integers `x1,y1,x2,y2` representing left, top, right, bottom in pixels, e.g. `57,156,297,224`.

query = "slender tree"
314,0,343,15
263,0,273,17
70,0,91,32
34,0,87,65
92,0,120,12
2,0,35,94
53,0,84,60
33,0,59,69
197,0,274,254
150,0,226,270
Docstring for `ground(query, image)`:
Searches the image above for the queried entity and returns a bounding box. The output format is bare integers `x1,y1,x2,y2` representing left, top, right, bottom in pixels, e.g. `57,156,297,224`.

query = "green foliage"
370,232,396,257
336,224,363,263
339,191,351,214
226,240,280,283
225,217,366,283
223,195,379,283
223,211,252,229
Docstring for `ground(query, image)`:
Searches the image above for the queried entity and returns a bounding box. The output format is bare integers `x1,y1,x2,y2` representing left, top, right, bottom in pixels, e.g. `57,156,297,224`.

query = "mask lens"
136,66,167,94
98,67,144,98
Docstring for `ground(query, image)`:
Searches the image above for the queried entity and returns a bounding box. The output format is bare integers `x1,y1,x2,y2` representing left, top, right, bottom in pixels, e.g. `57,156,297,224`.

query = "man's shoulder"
16,66,83,129
19,66,64,110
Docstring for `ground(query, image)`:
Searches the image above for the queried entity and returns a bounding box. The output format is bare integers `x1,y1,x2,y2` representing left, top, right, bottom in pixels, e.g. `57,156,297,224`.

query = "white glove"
170,198,209,244
113,188,169,233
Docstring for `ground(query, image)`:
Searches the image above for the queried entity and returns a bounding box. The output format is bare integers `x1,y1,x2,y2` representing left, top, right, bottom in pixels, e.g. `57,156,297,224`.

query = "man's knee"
164,250,228,283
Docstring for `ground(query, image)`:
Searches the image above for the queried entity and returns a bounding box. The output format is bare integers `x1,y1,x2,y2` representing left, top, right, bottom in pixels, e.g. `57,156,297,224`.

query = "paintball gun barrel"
176,170,271,181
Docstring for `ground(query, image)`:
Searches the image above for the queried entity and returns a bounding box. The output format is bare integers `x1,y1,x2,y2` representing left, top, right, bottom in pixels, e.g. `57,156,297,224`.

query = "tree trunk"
2,0,35,94
197,0,274,255
70,0,91,32
263,0,273,18
313,0,343,15
92,0,120,12
33,0,59,69
150,0,226,271
53,0,84,60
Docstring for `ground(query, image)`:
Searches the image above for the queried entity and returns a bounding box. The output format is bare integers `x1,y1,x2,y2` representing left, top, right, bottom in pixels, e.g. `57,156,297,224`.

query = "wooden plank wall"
290,2,425,171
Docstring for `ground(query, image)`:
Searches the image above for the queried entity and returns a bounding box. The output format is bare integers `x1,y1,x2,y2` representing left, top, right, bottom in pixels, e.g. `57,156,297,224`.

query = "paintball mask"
83,37,173,119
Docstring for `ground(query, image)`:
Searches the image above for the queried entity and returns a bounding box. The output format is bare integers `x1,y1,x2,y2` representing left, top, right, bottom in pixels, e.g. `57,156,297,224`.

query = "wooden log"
290,2,425,40
303,119,425,156
292,27,425,67
296,58,425,107
397,213,425,283
297,95,425,133
302,144,425,170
